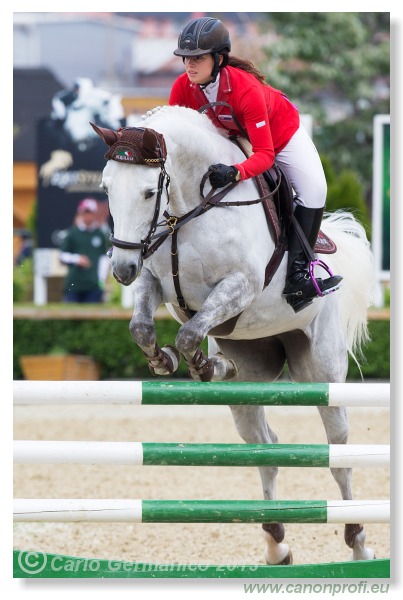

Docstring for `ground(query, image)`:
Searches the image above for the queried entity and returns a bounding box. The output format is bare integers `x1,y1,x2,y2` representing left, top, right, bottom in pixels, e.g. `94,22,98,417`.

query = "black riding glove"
209,164,239,188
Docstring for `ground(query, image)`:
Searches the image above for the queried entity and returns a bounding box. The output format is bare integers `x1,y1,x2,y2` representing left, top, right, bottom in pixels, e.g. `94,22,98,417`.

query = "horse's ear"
90,122,120,147
142,128,160,158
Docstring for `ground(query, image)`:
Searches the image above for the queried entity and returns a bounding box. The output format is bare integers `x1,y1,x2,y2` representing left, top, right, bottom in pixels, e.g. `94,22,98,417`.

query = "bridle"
109,163,171,275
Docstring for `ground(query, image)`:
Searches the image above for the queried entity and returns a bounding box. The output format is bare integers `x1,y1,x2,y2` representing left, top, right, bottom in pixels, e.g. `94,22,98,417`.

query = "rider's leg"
282,204,343,312
276,124,342,312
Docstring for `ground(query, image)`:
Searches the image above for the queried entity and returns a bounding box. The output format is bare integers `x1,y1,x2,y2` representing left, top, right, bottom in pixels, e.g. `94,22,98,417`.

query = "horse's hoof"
188,363,214,382
187,349,215,382
162,345,180,373
278,550,293,565
352,547,375,561
263,531,292,566
146,344,180,376
264,545,293,566
211,354,238,381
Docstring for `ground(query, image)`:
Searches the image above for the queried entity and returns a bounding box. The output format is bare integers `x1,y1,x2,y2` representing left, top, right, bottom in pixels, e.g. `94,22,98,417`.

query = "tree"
260,13,390,204
321,156,371,235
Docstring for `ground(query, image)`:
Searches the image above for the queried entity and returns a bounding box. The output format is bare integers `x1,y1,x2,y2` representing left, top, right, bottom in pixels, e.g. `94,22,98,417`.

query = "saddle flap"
257,170,337,255
315,231,337,254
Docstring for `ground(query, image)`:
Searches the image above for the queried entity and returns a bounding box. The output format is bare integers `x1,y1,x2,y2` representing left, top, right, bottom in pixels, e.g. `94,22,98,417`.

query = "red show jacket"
169,65,300,180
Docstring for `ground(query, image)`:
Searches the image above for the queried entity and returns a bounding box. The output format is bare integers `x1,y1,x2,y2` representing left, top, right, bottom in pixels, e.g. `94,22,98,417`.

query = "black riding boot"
282,205,343,313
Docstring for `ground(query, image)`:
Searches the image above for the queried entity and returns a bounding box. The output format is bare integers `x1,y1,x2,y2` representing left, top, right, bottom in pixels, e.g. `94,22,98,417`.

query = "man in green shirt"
60,198,110,303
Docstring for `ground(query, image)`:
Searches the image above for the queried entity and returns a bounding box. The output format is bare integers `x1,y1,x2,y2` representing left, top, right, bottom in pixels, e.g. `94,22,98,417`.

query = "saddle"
257,168,336,255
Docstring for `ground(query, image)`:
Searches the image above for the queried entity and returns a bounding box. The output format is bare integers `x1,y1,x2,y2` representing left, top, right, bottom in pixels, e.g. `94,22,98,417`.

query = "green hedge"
13,319,389,381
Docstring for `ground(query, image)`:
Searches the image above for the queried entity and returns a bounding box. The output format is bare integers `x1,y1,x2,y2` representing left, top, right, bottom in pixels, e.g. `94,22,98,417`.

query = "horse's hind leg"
281,308,375,561
217,337,292,565
207,338,238,381
230,405,292,565
318,405,375,560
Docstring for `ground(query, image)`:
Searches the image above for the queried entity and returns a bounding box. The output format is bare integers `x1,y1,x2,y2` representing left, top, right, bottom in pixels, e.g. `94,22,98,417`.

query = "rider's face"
184,54,215,85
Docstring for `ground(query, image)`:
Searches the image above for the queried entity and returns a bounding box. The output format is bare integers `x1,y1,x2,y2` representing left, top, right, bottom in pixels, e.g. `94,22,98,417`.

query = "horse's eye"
145,190,155,200
101,183,109,196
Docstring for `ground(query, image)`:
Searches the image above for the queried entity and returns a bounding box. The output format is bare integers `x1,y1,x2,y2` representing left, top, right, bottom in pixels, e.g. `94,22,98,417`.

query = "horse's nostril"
130,264,137,280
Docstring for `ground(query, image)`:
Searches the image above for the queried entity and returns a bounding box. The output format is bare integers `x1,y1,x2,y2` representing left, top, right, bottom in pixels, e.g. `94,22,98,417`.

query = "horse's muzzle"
113,269,135,286
112,253,143,286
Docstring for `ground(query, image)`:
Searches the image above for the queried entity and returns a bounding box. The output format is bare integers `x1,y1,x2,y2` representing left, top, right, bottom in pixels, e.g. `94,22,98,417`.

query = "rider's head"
174,17,231,85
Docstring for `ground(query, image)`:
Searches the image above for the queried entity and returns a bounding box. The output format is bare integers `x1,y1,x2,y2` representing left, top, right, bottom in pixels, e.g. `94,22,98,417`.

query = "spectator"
60,198,110,303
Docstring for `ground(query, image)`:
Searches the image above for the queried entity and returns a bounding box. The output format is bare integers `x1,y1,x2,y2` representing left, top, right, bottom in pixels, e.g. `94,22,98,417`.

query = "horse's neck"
165,136,231,216
168,175,203,216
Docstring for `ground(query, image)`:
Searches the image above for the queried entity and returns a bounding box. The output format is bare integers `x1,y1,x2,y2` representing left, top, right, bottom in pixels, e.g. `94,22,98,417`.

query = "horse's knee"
175,323,203,356
129,318,155,348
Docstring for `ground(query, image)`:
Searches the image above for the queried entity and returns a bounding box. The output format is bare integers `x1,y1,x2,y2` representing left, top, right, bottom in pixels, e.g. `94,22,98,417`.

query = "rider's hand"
209,164,240,188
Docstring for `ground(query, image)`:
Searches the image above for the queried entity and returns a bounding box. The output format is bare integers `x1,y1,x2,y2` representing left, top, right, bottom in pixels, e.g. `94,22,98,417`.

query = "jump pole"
12,550,390,579
13,441,390,468
14,499,390,524
13,380,390,407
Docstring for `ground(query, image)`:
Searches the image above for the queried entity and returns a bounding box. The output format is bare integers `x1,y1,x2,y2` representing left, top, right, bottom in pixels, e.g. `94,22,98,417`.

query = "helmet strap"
210,53,222,83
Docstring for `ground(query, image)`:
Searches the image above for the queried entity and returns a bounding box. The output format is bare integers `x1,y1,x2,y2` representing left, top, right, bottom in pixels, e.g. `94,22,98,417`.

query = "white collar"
201,73,220,102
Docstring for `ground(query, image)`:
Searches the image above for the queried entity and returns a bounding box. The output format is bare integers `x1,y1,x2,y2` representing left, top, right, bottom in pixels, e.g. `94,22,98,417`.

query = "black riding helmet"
174,17,231,82
174,17,231,56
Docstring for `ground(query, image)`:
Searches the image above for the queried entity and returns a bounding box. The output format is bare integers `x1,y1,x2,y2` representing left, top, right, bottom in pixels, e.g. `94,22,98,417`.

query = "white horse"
92,105,375,565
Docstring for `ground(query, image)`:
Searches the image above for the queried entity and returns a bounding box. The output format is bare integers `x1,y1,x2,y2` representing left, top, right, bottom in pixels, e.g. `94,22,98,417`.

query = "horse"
91,105,375,565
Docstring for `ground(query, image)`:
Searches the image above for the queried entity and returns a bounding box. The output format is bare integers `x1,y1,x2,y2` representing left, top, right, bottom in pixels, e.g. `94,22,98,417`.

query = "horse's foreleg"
230,405,292,565
129,270,180,376
175,273,257,381
318,406,375,560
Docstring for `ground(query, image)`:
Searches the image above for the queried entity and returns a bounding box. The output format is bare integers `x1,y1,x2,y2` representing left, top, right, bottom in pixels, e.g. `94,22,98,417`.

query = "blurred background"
13,11,390,381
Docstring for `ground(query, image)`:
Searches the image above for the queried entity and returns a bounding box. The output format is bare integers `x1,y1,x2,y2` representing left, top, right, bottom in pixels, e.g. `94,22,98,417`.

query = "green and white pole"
14,441,390,468
13,381,390,407
13,499,390,524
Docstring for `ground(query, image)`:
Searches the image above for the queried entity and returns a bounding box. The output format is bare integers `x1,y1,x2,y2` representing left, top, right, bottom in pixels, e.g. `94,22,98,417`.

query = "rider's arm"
232,84,275,180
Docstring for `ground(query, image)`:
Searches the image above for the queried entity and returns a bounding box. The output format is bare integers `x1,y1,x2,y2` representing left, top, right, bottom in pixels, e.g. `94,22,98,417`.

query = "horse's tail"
321,210,374,360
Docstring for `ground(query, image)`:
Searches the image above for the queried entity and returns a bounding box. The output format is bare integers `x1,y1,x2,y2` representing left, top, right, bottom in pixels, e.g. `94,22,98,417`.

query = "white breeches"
276,124,327,209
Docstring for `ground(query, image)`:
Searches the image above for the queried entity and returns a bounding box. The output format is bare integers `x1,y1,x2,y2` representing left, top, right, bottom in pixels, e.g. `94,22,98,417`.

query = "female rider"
169,17,342,313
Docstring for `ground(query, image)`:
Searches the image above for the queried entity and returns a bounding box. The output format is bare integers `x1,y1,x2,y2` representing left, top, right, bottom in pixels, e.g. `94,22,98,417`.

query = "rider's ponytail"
224,54,268,86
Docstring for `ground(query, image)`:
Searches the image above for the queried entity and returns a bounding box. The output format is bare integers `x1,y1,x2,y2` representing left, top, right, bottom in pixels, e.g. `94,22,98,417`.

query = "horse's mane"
139,105,223,138
136,105,240,165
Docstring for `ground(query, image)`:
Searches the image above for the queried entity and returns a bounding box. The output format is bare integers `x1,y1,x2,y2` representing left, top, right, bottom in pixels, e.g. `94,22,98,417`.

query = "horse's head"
91,122,168,285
